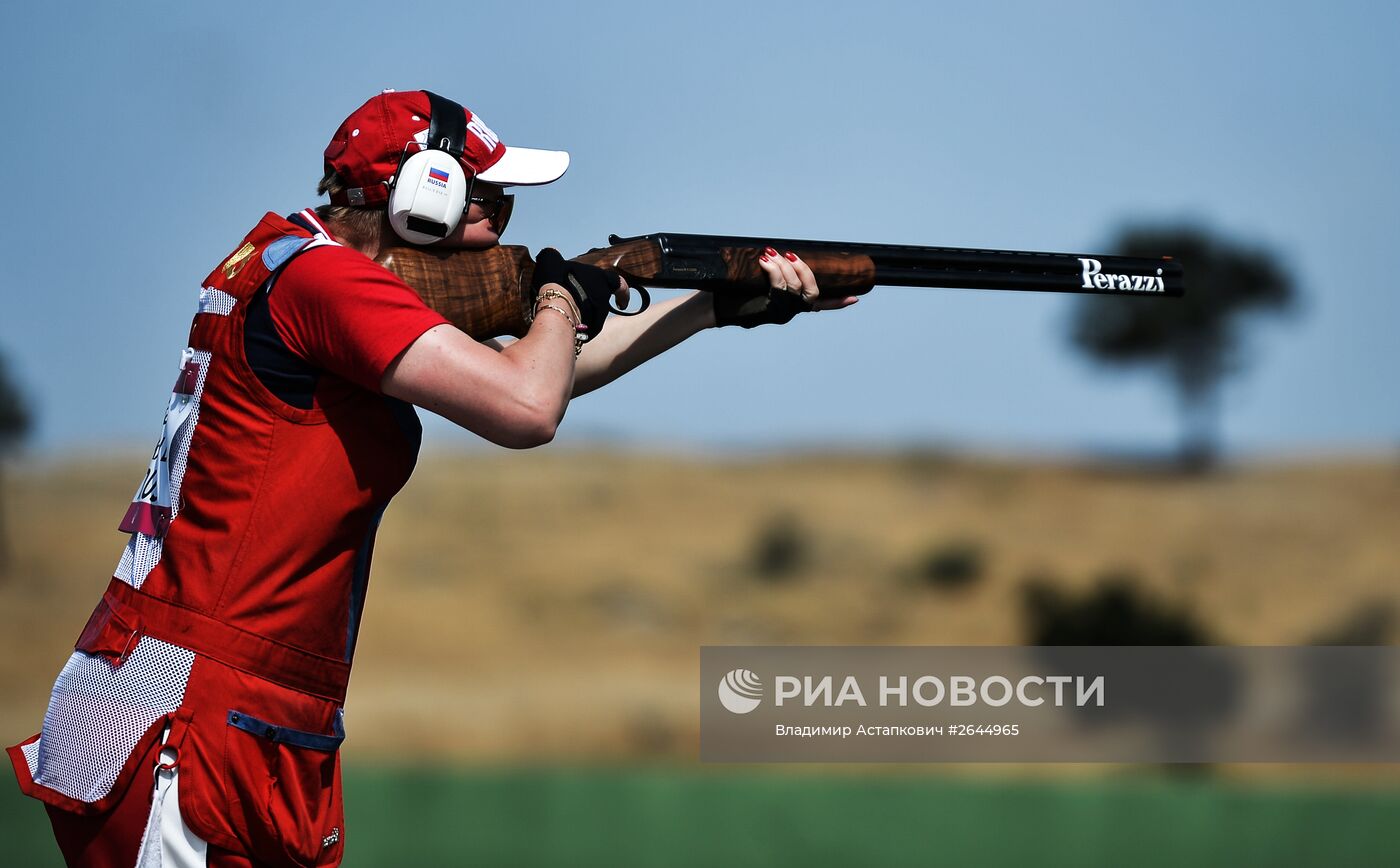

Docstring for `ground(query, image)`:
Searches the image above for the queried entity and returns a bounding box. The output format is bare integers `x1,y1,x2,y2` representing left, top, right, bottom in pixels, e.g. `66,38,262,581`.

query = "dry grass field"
2,448,1398,765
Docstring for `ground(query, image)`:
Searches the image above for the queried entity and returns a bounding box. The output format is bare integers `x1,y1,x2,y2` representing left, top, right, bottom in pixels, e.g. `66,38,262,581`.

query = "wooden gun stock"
375,232,1180,340
376,243,539,340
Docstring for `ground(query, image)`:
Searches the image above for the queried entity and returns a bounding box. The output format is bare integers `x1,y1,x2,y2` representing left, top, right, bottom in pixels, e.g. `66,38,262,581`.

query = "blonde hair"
313,168,388,252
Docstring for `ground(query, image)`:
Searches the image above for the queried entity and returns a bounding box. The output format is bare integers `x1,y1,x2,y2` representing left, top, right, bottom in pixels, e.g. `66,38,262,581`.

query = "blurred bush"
913,538,986,590
748,512,812,581
1308,601,1394,646
1021,570,1211,645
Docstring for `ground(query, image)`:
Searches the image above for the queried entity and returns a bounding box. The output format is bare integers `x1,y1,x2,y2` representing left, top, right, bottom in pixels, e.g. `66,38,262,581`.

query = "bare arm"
481,252,857,398
568,251,857,396
570,291,716,396
386,251,853,441
380,294,578,449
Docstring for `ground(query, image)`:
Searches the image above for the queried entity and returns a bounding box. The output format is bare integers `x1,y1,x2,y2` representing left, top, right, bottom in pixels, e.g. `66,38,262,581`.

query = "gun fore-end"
377,243,537,340
575,234,877,296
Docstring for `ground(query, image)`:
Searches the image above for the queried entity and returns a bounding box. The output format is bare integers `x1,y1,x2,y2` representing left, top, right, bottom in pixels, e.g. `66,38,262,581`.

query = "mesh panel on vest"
197,286,238,316
33,637,194,802
19,739,38,778
115,348,214,590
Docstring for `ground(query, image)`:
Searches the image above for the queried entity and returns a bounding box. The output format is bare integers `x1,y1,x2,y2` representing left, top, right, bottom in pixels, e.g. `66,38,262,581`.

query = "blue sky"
1,1,1396,455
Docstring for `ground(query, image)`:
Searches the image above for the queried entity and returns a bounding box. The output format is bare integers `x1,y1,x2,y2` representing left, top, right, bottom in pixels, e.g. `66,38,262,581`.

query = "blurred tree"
0,350,31,573
1068,225,1295,469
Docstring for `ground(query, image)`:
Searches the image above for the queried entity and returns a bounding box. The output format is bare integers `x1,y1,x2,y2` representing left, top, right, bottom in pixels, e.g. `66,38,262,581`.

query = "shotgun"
376,232,1183,340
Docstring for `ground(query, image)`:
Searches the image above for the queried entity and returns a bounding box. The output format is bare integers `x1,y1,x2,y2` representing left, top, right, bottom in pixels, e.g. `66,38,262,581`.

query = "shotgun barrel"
577,232,1184,298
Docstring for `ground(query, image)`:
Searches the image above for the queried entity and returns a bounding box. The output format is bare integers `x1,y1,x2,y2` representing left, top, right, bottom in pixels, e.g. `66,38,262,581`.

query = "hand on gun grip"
713,287,812,328
531,247,625,339
714,247,824,328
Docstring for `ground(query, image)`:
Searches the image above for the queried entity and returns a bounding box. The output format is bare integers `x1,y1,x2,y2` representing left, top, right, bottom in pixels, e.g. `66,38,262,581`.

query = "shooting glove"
531,247,622,339
712,287,814,328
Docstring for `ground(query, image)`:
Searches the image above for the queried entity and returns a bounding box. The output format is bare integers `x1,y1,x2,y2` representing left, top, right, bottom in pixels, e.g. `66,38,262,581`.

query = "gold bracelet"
528,291,578,326
534,300,587,357
533,302,578,328
535,288,581,322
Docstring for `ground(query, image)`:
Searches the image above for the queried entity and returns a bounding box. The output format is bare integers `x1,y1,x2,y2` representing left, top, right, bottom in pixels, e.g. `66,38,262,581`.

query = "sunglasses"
464,177,515,234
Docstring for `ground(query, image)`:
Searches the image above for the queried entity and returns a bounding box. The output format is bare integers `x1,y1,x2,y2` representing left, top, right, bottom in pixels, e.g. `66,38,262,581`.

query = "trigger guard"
608,285,650,317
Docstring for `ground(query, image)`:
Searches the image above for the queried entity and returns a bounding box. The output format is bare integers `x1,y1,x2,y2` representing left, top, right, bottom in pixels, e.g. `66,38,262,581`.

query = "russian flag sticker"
428,167,451,183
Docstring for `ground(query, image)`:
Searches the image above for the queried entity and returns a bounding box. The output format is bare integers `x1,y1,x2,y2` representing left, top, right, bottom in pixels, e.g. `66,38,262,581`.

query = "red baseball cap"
323,89,570,206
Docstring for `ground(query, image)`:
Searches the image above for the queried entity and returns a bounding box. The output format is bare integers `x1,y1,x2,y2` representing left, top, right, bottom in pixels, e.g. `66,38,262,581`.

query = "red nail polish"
764,247,778,257
759,254,769,262
784,251,798,261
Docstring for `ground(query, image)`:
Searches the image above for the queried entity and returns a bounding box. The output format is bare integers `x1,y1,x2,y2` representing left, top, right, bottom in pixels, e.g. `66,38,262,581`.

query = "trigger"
609,285,650,317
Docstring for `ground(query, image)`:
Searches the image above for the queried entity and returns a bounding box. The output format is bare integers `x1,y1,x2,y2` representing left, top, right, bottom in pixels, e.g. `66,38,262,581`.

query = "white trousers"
133,740,210,868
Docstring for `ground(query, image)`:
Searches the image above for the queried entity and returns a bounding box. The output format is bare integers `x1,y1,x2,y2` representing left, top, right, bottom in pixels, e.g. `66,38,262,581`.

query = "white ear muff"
387,148,469,245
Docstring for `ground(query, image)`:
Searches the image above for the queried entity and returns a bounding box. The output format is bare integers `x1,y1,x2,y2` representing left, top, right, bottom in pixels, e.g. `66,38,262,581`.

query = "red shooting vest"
8,210,422,866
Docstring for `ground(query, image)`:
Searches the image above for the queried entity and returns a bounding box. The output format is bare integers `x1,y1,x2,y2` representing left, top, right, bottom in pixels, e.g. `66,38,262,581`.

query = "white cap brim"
476,146,570,186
